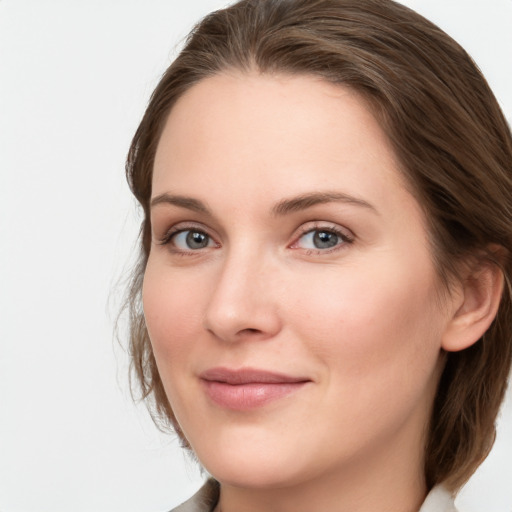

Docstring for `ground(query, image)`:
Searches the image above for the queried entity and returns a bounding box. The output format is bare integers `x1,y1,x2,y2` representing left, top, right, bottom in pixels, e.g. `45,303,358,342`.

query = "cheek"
142,262,205,368
141,261,215,433
280,261,444,459
287,258,443,395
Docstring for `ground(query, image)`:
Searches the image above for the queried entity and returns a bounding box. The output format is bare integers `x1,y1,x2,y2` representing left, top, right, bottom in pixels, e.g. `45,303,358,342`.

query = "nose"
203,249,282,343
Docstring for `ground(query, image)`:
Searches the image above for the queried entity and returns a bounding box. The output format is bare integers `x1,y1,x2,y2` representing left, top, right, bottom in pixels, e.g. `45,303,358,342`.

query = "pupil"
313,231,338,249
186,231,208,249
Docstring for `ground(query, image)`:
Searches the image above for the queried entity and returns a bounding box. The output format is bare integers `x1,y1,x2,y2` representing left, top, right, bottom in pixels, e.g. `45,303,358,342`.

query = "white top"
171,480,459,512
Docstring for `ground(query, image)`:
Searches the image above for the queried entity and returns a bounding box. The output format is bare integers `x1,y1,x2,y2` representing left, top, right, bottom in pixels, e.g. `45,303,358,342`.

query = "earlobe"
441,258,504,353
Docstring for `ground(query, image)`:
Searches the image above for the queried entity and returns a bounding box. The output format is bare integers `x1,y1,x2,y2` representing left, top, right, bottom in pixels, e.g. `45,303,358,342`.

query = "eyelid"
157,222,220,248
155,220,353,255
289,222,355,253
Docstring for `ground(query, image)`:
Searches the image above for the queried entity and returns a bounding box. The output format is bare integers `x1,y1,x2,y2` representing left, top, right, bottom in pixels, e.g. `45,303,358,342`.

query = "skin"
143,72,474,512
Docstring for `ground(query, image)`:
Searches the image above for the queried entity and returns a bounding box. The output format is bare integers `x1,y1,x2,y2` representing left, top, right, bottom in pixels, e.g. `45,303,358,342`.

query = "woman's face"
143,73,454,489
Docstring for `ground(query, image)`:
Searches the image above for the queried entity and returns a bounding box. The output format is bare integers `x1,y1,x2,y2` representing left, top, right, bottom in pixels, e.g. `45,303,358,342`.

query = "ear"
441,255,504,352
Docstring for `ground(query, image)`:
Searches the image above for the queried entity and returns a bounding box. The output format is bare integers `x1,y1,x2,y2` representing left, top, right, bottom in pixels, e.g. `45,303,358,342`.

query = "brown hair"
124,0,512,492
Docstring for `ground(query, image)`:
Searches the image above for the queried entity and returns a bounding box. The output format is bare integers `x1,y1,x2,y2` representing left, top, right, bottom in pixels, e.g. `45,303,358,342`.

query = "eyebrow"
271,191,377,216
150,193,211,214
150,191,377,216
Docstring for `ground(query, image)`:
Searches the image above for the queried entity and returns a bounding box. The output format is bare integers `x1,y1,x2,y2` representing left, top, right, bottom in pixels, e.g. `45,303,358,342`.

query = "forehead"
152,72,414,218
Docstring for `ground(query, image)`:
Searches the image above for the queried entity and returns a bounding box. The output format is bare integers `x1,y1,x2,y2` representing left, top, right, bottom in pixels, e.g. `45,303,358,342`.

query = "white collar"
419,485,458,512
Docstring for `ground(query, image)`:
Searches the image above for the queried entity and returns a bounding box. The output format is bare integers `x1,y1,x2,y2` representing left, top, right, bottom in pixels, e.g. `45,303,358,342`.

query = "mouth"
199,367,311,410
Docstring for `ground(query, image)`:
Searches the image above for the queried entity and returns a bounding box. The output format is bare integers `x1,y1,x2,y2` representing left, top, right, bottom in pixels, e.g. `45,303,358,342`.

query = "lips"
200,367,310,410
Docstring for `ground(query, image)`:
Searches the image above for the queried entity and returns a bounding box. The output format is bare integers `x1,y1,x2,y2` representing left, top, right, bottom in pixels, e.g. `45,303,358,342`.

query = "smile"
199,367,311,410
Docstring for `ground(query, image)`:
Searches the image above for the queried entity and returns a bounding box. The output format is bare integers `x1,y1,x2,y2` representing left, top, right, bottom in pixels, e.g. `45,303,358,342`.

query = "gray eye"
187,231,209,249
297,229,343,250
173,230,213,250
313,230,339,249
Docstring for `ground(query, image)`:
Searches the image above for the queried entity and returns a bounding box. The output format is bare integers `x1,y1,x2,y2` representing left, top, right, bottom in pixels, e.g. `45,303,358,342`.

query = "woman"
124,0,512,510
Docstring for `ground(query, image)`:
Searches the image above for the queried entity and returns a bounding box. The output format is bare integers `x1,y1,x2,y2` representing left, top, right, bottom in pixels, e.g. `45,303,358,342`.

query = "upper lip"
200,367,310,385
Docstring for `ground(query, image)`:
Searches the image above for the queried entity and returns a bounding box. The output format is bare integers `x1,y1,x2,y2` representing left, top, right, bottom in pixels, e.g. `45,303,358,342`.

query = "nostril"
242,328,261,334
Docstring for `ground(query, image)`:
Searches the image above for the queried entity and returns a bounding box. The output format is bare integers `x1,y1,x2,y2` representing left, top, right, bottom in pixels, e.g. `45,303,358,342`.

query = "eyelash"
158,222,354,256
291,223,354,255
158,223,217,255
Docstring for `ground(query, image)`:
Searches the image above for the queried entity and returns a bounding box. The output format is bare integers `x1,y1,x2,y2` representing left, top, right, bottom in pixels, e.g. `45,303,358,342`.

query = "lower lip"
201,380,307,410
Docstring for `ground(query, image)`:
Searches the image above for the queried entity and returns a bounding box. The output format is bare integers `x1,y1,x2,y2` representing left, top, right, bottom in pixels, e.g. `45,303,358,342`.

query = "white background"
1,1,511,511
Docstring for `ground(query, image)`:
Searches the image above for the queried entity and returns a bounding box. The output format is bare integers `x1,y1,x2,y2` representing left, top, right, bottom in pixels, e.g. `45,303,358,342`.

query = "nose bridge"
203,241,281,342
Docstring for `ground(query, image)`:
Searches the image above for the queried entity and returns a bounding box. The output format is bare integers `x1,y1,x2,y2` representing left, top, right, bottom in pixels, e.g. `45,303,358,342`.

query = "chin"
205,460,305,490
189,431,306,489
190,427,341,493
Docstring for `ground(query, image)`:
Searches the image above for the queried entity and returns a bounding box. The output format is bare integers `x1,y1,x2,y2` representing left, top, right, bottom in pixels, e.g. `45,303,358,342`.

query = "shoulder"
169,479,219,512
